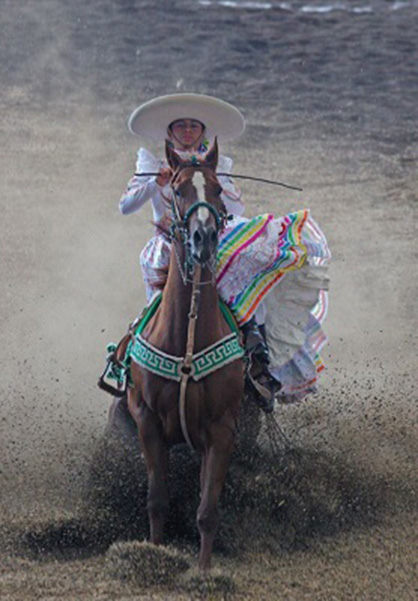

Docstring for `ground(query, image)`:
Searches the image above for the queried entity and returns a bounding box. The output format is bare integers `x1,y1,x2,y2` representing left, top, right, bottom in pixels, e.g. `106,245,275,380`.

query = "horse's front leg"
128,387,169,545
197,417,236,572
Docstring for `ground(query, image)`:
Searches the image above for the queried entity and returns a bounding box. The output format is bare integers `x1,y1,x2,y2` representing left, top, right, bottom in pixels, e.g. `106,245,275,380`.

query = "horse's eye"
175,189,181,197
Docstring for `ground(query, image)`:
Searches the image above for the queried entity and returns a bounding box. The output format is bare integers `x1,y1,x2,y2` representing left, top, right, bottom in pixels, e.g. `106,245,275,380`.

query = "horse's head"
166,138,227,267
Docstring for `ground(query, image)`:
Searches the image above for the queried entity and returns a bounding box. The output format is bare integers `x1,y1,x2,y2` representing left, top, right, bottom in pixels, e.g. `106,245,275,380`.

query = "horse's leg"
197,419,236,572
128,389,169,545
200,452,208,492
141,411,169,544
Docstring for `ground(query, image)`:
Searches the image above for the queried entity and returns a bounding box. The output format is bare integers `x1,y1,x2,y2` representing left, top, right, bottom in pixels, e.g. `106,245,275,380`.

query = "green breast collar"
128,293,244,382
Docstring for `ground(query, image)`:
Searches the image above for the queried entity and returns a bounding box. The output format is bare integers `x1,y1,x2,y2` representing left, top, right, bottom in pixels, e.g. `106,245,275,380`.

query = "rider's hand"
156,168,172,188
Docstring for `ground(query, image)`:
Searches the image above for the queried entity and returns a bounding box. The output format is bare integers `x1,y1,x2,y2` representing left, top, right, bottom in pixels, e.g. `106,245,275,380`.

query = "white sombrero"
128,93,245,142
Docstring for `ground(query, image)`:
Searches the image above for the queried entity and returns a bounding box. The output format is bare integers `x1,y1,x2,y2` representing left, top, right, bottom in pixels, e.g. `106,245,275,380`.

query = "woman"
120,96,245,303
106,93,330,411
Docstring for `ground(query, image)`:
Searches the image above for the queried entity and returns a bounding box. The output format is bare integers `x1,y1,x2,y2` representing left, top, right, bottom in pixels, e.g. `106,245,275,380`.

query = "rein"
168,165,221,448
179,264,202,449
216,173,303,192
134,171,303,191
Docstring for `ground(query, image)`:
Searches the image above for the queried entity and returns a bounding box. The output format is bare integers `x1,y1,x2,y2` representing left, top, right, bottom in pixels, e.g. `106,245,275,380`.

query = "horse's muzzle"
190,224,218,265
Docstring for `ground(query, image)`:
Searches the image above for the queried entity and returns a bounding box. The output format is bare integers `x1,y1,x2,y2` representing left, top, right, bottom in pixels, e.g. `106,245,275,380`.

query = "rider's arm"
119,176,159,215
217,155,245,217
119,148,163,215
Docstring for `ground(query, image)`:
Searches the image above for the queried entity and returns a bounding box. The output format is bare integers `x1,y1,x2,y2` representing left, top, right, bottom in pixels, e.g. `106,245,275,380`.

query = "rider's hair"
168,119,206,133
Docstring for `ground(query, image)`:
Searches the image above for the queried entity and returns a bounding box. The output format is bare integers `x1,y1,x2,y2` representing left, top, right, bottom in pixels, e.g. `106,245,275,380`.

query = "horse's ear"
165,140,182,171
204,137,219,171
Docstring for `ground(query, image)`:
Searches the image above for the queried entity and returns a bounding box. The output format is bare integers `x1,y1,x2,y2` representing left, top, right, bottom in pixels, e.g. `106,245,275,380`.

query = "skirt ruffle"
216,211,330,402
140,234,171,301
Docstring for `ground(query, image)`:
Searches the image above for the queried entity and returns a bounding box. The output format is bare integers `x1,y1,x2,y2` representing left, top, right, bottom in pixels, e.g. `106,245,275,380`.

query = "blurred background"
1,0,417,597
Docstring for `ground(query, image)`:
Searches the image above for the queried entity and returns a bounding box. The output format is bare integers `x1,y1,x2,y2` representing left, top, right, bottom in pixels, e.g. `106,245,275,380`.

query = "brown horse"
126,140,245,571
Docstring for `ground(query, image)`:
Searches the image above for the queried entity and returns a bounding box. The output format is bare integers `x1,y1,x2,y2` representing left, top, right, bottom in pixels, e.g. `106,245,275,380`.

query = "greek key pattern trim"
129,333,244,382
192,334,244,380
130,336,183,381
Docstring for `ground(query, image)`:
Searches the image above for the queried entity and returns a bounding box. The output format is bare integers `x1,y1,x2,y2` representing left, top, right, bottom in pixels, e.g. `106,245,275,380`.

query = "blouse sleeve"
217,154,245,217
119,148,161,215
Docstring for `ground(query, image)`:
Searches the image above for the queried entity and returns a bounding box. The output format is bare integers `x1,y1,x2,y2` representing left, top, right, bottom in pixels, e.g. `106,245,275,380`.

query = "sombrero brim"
128,93,245,142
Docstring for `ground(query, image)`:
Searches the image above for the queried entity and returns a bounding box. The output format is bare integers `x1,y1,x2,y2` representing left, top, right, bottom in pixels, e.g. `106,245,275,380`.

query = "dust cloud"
1,0,417,598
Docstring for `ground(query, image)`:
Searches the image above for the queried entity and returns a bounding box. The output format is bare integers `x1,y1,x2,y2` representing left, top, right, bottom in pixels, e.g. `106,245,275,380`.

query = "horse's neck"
156,246,225,354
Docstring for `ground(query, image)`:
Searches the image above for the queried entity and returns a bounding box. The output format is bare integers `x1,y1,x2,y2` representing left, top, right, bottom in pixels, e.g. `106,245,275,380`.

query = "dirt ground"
1,0,417,599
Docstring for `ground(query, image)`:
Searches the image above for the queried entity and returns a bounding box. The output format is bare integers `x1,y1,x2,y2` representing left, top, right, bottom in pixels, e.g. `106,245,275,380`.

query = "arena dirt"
1,1,417,599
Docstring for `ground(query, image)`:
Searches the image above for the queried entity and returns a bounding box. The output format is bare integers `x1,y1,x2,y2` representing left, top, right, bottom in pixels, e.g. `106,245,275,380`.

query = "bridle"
168,162,228,286
169,163,229,447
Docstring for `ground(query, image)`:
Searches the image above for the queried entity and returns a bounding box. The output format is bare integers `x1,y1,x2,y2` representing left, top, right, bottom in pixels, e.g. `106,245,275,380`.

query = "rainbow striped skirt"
216,210,330,402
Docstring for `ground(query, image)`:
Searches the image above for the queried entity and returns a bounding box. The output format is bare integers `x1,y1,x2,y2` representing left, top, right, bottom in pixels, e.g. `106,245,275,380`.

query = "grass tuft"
180,567,236,597
106,540,190,585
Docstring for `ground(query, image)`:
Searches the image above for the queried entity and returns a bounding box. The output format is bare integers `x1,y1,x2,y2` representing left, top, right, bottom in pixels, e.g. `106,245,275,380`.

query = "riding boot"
241,316,269,363
241,318,281,413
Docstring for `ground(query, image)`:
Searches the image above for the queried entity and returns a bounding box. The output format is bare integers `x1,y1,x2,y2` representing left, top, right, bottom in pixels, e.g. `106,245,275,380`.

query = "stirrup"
98,344,128,397
246,361,281,414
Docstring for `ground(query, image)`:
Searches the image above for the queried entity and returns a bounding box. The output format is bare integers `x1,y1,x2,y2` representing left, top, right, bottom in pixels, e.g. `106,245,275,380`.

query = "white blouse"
119,147,245,221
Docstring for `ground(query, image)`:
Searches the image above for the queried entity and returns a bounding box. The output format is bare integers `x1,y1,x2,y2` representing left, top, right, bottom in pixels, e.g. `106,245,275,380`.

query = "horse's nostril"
193,229,203,246
210,230,217,245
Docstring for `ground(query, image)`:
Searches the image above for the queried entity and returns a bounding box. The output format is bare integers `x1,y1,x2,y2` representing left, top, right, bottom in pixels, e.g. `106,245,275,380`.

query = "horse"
126,139,245,572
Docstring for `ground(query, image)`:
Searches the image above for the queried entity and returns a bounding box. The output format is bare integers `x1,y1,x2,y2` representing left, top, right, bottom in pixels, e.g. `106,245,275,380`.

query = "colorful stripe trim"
217,211,310,324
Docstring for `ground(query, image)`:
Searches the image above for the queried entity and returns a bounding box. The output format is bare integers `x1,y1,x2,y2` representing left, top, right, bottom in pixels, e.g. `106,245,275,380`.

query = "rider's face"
169,119,205,150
